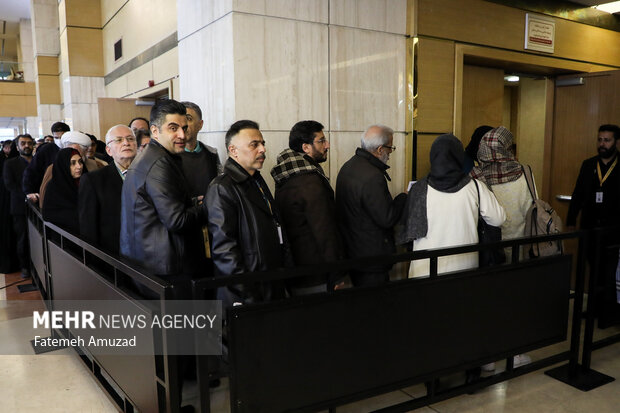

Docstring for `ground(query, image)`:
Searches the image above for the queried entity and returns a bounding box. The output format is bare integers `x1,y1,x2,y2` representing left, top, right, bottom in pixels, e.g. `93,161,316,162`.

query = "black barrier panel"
47,242,159,413
28,220,46,293
228,255,571,413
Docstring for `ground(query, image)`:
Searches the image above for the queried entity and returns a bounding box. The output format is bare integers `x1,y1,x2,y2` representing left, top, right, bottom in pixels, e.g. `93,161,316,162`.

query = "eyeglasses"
382,145,396,151
314,138,328,144
107,136,137,145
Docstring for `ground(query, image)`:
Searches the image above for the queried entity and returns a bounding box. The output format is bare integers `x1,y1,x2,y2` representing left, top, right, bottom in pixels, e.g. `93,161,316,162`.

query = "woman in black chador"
42,148,84,234
0,139,19,273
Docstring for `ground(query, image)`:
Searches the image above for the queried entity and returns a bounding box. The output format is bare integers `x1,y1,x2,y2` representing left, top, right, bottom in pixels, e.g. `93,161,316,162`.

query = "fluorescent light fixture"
592,1,620,14
504,75,520,82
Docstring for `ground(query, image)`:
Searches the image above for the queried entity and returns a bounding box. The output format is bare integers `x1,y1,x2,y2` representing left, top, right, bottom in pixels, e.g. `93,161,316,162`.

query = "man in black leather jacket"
120,99,207,294
206,120,287,307
336,124,407,287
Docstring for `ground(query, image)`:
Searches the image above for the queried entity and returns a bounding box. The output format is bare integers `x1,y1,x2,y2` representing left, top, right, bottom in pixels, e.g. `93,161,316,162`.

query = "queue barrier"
25,203,620,412
26,204,184,413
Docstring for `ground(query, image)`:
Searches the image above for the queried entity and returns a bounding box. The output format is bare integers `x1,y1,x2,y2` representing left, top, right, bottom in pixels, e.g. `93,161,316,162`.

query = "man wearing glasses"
78,125,137,254
336,124,407,287
271,120,344,295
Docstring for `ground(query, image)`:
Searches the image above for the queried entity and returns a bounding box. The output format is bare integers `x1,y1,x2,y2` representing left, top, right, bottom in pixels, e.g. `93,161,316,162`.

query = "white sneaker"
481,362,495,372
513,354,531,368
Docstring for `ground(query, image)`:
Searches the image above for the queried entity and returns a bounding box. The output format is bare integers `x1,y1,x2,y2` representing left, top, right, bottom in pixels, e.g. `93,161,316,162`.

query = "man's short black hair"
181,101,202,120
51,122,70,133
128,117,149,128
86,133,97,144
135,128,150,146
289,120,324,153
16,133,34,142
225,120,260,149
149,100,187,129
599,124,620,141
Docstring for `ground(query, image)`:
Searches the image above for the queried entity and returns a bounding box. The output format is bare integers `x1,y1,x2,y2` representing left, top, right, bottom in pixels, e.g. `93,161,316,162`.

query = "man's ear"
150,124,158,138
301,142,312,155
105,145,112,157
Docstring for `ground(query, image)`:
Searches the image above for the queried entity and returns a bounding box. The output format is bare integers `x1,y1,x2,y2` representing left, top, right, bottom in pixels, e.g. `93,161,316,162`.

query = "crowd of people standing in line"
2,99,620,409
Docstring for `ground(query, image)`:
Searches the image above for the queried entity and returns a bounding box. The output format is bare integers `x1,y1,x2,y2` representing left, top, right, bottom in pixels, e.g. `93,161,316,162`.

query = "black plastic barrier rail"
192,230,618,413
26,204,184,413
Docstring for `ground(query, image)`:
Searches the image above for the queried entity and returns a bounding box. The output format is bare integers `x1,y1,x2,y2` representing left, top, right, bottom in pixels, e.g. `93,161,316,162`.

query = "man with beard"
567,124,620,326
207,120,288,307
3,134,35,277
271,120,344,295
336,124,407,287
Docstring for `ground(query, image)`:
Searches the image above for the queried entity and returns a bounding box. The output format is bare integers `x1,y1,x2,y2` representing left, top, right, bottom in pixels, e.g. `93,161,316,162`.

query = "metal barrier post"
545,229,615,390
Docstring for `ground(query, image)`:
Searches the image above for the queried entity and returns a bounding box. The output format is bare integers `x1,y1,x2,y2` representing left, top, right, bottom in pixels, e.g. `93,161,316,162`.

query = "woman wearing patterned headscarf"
470,126,535,247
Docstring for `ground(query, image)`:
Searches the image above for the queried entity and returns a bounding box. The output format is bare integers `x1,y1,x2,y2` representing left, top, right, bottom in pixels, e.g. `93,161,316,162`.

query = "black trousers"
350,270,389,287
12,214,29,273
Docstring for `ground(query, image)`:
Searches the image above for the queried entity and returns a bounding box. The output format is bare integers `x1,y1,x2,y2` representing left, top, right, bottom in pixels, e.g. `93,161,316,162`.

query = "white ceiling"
570,0,619,6
0,0,31,22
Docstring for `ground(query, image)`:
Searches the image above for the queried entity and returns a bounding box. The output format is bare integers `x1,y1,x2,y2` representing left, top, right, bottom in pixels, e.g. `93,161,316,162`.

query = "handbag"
474,180,506,267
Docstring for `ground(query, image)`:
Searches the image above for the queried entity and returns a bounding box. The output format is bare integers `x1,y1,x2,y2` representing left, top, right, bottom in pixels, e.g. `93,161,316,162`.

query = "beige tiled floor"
2,273,620,412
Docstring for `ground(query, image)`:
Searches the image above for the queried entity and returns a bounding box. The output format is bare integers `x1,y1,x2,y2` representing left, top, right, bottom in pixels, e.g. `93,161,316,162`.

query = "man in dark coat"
207,120,287,307
271,120,344,295
3,134,34,277
79,125,137,255
567,124,620,326
336,124,407,287
179,101,221,197
22,122,70,204
120,99,207,291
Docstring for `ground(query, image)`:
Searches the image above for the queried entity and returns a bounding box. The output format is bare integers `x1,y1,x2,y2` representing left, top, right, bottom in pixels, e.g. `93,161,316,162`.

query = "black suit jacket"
3,156,28,215
567,154,620,229
78,163,124,254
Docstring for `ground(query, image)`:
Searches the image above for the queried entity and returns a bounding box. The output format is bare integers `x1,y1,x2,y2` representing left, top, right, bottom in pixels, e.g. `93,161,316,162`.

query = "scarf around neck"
270,148,328,187
399,134,471,243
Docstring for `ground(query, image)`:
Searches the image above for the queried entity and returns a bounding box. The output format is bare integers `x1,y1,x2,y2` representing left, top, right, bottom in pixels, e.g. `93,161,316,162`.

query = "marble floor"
1,271,620,413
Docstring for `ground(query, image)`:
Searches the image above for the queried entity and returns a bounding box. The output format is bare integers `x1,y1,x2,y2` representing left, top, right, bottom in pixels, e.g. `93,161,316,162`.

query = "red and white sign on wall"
525,13,555,54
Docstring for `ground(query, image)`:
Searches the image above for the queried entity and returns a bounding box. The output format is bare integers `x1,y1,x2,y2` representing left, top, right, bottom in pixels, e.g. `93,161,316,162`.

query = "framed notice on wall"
525,13,555,54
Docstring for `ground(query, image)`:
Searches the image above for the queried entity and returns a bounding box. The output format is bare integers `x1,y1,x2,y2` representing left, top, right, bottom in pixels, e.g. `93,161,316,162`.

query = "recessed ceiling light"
504,75,520,82
592,1,620,14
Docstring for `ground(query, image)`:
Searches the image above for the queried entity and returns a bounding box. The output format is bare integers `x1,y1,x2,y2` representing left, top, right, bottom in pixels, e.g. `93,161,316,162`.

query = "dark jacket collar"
355,147,389,172
149,138,182,160
224,158,263,184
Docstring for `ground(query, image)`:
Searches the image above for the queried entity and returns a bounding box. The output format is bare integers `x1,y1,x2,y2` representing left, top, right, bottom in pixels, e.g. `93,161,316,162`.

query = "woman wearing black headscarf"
42,148,84,234
401,134,505,278
463,125,493,173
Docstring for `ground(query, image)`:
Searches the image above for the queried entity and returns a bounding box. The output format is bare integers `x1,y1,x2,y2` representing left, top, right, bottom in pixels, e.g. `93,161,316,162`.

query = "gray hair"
105,124,135,144
360,124,393,152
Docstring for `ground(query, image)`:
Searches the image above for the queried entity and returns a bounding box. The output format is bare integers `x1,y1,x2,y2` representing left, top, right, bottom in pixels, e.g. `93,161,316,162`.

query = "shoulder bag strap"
522,165,538,201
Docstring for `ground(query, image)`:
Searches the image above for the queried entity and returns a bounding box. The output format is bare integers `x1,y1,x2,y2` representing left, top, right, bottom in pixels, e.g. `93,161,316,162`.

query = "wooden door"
549,71,620,223
97,98,152,140
461,64,504,143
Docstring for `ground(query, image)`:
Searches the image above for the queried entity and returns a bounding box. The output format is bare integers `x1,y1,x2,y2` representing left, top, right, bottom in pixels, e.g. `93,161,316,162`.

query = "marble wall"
178,0,409,194
19,19,35,83
30,0,63,136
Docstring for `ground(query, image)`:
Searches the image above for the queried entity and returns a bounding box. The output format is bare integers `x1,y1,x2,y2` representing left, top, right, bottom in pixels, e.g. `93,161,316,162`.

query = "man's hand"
26,193,39,203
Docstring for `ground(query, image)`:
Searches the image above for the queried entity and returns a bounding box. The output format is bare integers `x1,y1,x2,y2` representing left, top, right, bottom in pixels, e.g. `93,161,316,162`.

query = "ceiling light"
504,75,520,82
592,1,620,13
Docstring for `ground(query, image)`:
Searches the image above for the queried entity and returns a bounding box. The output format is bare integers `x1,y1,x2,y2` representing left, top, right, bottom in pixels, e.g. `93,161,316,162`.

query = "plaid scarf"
270,148,328,187
470,126,523,185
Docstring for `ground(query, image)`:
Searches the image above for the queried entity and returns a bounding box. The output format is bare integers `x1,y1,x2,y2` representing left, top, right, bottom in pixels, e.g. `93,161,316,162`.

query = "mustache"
256,155,266,161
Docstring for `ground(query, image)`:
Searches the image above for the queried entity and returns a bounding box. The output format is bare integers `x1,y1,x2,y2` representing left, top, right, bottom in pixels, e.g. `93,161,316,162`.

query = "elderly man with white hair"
78,125,138,254
336,124,407,287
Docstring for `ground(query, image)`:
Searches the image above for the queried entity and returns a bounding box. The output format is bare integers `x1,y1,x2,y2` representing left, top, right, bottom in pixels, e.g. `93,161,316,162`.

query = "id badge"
277,225,284,244
596,191,603,203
